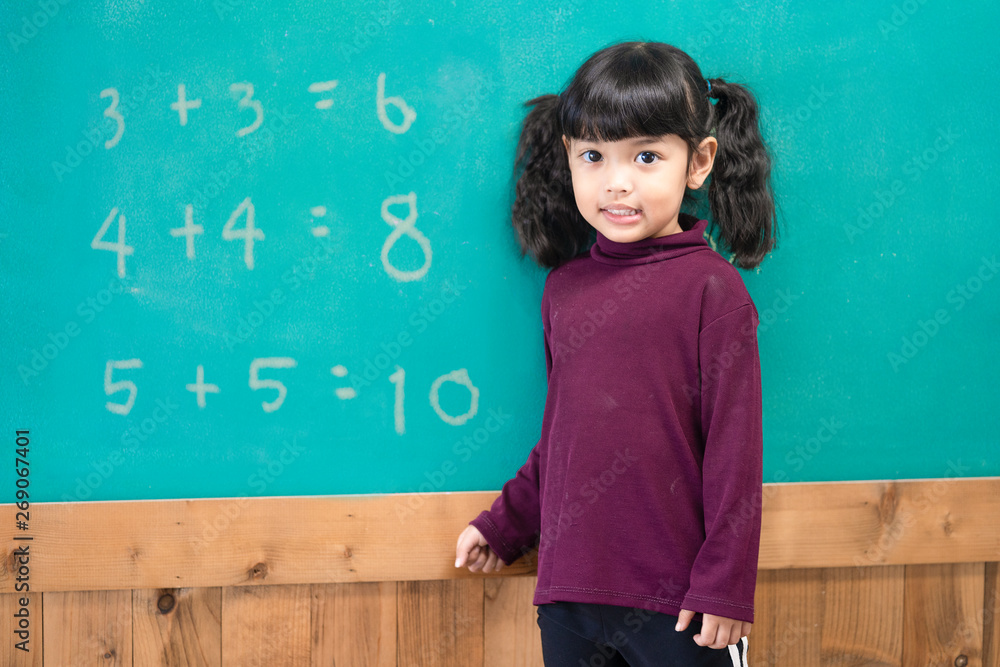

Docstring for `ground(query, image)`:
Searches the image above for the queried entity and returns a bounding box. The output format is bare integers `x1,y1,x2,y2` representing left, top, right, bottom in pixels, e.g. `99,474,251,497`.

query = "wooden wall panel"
0,481,995,664
984,562,999,667
310,581,396,667
483,575,543,667
749,567,826,666
820,565,904,666
758,479,1000,570
132,587,221,667
222,584,311,667
0,591,43,667
903,563,984,667
0,565,996,664
397,579,484,667
43,590,131,666
2,480,998,594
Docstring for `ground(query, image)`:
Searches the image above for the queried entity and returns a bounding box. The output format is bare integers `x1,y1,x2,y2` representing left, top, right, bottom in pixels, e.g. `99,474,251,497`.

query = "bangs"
559,44,700,142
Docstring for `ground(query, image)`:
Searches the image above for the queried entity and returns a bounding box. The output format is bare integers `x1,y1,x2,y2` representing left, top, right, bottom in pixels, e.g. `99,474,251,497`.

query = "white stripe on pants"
728,635,748,666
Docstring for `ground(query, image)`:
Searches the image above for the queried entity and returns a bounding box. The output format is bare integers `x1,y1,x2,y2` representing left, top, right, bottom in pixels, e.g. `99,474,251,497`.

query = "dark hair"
510,41,779,270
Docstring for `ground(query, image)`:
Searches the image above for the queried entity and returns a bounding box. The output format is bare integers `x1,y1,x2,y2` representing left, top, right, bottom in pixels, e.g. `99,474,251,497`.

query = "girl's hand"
675,609,751,649
455,525,504,573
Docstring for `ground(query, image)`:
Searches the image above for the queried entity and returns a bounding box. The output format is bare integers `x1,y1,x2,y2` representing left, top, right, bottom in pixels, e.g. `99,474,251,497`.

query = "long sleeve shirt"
470,214,763,624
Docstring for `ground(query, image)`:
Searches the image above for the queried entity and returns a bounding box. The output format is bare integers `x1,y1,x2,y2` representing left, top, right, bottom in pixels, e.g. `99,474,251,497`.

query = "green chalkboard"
2,1,997,503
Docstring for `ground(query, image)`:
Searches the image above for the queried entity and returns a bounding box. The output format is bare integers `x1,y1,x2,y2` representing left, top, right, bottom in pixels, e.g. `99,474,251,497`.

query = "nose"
604,161,632,194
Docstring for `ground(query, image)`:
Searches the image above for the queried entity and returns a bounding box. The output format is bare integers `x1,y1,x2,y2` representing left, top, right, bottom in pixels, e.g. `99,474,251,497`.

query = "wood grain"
484,575,543,667
132,587,221,666
397,579,483,667
2,564,996,665
43,590,131,666
749,567,825,666
903,563,984,667
310,581,396,666
222,584,311,667
983,562,999,667
758,478,1000,569
820,565,903,666
1,479,997,593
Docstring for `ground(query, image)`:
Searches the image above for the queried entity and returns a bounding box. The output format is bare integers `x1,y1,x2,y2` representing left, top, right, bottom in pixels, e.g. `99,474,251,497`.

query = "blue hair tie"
706,79,712,96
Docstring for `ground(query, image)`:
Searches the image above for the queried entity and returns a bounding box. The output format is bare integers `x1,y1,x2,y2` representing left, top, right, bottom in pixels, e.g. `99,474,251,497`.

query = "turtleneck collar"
590,214,711,266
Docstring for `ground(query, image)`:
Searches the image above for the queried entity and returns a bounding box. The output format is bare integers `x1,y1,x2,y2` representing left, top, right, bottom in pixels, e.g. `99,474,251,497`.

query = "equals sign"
311,206,329,237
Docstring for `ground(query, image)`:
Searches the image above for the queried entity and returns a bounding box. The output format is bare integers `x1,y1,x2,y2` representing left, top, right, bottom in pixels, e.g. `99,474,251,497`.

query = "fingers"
691,617,717,648
455,525,504,573
674,609,695,632
461,545,504,573
722,623,742,648
454,526,476,568
691,617,742,649
485,550,504,573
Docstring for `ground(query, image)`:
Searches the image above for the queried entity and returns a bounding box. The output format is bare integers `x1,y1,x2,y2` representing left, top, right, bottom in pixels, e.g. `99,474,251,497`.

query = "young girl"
455,41,776,666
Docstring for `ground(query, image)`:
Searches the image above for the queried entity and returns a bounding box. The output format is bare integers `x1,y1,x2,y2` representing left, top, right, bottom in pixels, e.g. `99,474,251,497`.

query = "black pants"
536,601,748,667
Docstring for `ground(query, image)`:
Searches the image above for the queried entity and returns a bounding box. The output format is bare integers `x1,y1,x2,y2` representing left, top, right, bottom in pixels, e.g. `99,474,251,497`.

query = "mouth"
601,207,642,225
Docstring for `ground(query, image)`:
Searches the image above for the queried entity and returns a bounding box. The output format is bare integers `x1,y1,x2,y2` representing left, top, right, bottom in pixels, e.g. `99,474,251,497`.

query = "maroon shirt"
470,214,763,623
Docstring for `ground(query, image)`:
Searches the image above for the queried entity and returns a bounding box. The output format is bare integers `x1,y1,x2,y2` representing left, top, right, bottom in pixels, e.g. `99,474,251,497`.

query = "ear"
687,136,718,189
562,135,571,156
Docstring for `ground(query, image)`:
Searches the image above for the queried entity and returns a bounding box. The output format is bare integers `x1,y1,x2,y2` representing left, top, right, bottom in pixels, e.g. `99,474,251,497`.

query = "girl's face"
562,133,717,243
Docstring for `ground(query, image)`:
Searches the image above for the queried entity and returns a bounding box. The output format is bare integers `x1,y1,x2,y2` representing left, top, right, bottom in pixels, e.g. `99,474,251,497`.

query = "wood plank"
0,592,43,667
0,479,997,592
397,579,483,667
310,581,396,667
6,564,996,665
748,568,825,666
903,562,984,667
43,590,131,666
484,575,543,667
820,565,903,666
0,492,533,592
760,478,1000,569
984,562,999,667
222,584,311,666
133,587,221,666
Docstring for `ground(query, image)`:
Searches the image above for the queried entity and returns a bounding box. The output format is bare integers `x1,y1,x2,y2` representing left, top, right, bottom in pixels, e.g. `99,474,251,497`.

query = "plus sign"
171,84,202,126
186,365,220,409
169,204,204,259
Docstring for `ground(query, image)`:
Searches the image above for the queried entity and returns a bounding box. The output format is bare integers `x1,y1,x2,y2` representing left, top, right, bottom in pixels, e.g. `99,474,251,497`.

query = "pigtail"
511,94,591,269
705,78,778,270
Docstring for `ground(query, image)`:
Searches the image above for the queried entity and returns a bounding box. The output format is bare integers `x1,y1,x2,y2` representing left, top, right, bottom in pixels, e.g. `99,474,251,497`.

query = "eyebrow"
628,137,666,146
573,136,669,147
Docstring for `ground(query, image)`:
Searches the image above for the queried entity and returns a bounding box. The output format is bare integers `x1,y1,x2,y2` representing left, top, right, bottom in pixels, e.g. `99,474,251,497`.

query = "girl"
456,41,776,666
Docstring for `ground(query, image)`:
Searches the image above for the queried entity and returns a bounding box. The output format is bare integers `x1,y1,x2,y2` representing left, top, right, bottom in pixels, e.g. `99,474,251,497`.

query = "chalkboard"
2,1,997,503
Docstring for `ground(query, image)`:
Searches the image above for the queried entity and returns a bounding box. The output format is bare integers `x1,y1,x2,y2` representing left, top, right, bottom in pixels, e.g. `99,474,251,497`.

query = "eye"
637,151,659,165
581,150,602,163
